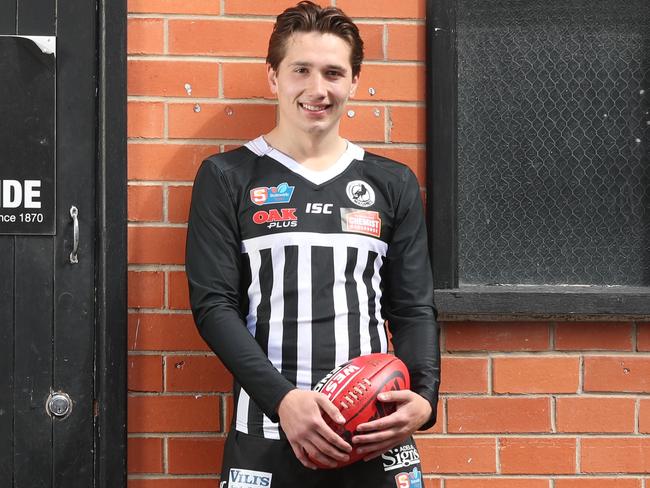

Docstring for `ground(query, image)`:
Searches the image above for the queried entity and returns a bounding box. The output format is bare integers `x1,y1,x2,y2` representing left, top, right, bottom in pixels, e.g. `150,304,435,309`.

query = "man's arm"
186,159,296,421
382,167,440,429
352,166,440,458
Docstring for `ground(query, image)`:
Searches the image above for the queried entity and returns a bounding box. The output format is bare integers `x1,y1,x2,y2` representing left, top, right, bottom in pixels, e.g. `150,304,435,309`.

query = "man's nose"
306,73,327,97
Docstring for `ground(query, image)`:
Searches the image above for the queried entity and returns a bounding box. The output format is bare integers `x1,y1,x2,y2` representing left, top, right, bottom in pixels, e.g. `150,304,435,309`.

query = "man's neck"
264,126,348,172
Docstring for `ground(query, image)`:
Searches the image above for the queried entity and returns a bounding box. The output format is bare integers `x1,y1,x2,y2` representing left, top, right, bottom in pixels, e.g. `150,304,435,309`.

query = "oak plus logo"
228,468,272,488
252,208,297,229
346,180,375,207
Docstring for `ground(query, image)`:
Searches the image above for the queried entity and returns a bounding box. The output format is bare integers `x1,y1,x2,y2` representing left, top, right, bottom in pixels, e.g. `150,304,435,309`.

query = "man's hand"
351,390,432,461
277,389,352,469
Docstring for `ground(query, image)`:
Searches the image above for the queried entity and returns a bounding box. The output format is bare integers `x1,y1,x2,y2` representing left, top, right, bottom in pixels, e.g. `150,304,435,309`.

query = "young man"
186,2,440,486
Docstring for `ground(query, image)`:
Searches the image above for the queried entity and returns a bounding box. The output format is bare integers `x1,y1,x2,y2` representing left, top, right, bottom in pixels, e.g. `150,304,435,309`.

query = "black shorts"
219,430,423,488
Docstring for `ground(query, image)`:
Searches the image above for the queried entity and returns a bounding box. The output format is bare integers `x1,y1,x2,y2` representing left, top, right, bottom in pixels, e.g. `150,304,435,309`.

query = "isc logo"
305,203,333,214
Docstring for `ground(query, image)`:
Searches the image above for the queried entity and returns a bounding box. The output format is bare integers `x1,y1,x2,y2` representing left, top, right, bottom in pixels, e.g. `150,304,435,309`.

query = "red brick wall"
126,1,650,486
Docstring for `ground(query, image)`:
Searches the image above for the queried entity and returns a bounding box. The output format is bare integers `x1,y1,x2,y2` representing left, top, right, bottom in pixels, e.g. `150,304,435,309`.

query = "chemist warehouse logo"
221,468,272,488
250,182,294,206
341,208,381,238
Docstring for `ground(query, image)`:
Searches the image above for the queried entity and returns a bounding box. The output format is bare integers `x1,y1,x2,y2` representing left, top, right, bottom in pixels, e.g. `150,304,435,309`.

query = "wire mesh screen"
456,0,650,286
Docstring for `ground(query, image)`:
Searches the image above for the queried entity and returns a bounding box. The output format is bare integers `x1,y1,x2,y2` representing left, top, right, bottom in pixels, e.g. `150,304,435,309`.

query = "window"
426,0,650,315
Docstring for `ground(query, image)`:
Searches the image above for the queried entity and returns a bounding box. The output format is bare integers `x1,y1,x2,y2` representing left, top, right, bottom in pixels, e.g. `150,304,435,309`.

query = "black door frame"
95,0,127,486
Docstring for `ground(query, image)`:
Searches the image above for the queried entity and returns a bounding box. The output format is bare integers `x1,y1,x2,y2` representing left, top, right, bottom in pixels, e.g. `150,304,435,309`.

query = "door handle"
70,206,79,264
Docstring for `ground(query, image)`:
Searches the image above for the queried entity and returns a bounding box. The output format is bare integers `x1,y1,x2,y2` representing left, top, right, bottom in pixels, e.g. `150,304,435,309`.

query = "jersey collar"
245,136,365,186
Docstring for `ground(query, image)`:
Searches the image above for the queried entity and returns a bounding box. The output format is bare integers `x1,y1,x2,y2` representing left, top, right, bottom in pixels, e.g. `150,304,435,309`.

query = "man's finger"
363,447,392,462
355,410,403,433
305,443,339,468
352,428,396,446
326,432,353,454
290,442,317,470
316,394,346,424
317,421,353,453
377,390,411,403
314,397,353,453
312,432,351,462
357,440,401,460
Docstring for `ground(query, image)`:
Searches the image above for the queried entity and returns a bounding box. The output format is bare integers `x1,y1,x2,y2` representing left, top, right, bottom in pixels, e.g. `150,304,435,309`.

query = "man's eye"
295,68,308,74
327,71,343,77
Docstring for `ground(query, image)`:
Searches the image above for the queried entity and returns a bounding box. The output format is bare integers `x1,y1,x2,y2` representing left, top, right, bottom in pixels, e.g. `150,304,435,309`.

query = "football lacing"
339,378,372,409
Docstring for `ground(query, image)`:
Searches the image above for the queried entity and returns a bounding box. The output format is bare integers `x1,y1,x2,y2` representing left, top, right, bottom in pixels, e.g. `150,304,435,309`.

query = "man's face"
267,31,359,137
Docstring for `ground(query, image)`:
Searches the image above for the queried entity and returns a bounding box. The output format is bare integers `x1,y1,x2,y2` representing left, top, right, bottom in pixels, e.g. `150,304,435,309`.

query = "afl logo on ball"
346,180,375,207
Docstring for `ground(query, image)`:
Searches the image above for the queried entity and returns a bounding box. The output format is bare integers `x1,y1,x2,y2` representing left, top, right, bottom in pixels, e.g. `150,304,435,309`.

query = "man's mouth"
299,102,331,113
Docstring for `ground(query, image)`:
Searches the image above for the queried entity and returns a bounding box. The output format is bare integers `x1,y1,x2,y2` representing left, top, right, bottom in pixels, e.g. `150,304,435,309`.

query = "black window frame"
425,0,650,316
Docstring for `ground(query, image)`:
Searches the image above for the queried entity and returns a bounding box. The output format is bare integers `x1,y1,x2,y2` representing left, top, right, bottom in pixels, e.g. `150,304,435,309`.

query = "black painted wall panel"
16,0,54,35
53,0,97,482
0,238,15,487
0,0,17,33
13,237,53,488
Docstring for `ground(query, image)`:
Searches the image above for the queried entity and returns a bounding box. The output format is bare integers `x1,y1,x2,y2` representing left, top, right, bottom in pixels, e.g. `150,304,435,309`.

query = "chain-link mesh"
456,0,650,286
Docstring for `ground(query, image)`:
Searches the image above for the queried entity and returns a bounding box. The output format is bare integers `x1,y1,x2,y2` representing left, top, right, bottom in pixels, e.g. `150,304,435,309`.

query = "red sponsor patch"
249,182,294,206
341,209,381,238
252,208,297,224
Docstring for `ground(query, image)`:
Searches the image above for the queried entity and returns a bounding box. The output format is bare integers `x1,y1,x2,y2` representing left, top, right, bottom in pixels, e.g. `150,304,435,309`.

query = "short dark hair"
266,1,364,77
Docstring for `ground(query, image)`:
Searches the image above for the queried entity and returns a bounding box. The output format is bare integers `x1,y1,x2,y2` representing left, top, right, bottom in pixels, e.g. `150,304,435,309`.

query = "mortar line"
495,436,501,474
163,435,169,473
551,395,557,433
218,63,224,99
383,24,388,61
163,18,169,54
163,103,169,139
487,353,493,395
162,183,169,223
163,268,169,310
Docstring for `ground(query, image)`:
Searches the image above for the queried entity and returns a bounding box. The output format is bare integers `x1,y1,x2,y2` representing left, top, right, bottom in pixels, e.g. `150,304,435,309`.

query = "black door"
0,0,109,486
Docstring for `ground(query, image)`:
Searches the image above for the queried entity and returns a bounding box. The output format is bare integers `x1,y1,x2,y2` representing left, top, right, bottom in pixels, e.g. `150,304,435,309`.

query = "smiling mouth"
299,102,331,112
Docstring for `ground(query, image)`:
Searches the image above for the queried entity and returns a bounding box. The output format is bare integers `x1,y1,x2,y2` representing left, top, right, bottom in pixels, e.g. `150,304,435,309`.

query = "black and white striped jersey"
186,136,440,439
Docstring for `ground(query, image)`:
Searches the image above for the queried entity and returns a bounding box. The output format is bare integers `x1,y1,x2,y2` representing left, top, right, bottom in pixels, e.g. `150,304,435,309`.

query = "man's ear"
267,64,278,95
349,74,359,98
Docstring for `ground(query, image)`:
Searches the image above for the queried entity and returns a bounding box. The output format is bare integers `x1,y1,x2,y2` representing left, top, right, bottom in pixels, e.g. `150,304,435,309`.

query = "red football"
312,353,410,468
